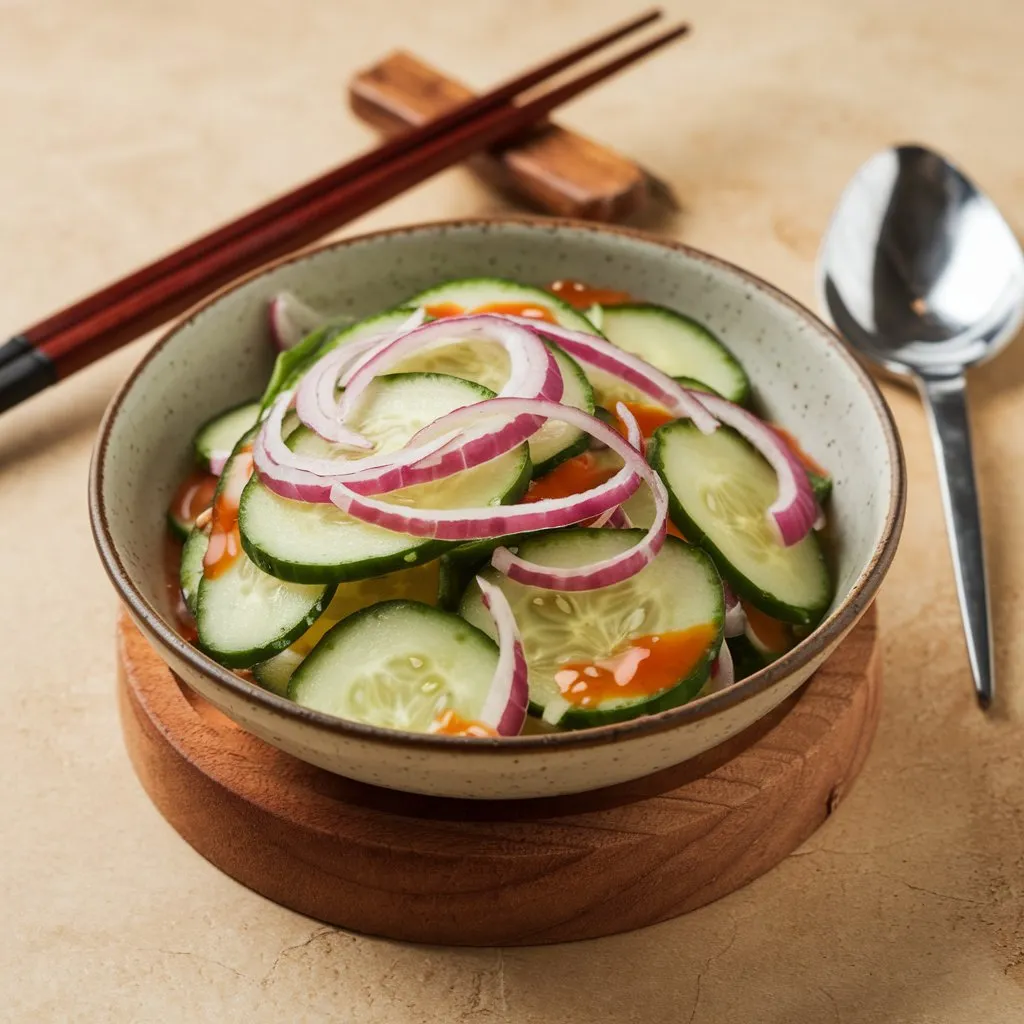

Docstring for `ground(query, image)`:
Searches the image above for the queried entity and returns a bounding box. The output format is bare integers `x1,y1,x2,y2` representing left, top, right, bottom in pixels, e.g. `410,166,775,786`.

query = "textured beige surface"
1,0,1023,1021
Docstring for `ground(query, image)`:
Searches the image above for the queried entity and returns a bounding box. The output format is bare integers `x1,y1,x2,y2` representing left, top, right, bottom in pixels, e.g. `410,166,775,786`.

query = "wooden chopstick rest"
349,50,659,223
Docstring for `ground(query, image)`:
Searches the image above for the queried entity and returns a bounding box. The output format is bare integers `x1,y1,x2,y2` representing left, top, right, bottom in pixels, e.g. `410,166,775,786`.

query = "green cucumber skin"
531,431,589,479
528,537,722,729
601,303,752,407
728,635,771,682
403,277,603,336
166,510,191,543
240,446,533,586
197,580,337,670
529,659,712,730
529,345,595,477
192,399,261,466
239,505,449,586
458,530,724,730
286,598,499,706
648,426,832,627
436,532,533,611
252,649,304,697
179,526,210,617
808,469,833,505
673,376,723,398
315,307,418,358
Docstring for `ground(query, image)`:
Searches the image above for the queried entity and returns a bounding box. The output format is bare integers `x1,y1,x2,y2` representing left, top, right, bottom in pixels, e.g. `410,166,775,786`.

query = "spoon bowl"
819,144,1024,708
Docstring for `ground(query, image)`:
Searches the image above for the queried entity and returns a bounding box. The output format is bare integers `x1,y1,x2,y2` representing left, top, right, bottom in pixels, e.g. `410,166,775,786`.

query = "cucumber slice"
673,375,722,397
166,509,192,543
649,421,833,626
197,552,335,669
808,468,832,505
599,304,751,405
252,560,440,694
192,401,260,471
252,649,304,697
180,526,210,617
460,529,724,729
194,435,336,668
316,307,420,357
288,600,501,734
239,373,531,583
396,339,595,475
260,324,338,413
404,277,601,334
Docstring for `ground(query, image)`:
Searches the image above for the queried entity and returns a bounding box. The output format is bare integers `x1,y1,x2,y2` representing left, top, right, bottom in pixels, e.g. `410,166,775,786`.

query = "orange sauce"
548,279,633,309
742,602,793,654
203,448,253,580
523,451,618,503
554,623,717,707
772,424,828,478
169,470,218,527
430,709,498,737
614,401,675,439
163,535,198,643
424,301,557,323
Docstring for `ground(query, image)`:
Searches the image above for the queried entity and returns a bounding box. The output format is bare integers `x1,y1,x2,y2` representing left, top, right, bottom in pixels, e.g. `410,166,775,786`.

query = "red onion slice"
491,403,670,592
710,639,735,692
268,292,326,352
695,393,821,547
336,314,563,422
722,579,747,638
328,399,645,541
207,451,231,477
474,576,529,736
505,316,719,434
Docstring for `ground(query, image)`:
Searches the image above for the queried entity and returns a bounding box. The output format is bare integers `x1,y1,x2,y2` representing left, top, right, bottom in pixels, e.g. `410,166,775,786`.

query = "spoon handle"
917,374,994,709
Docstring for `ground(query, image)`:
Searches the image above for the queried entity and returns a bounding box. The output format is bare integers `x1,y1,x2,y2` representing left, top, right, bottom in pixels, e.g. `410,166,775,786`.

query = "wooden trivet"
117,605,879,946
348,50,673,222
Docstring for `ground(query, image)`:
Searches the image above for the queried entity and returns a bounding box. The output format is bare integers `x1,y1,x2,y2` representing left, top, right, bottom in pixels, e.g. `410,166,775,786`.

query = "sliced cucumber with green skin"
239,373,531,583
460,529,724,729
288,600,500,733
180,526,210,617
808,468,832,505
253,649,304,696
396,338,594,476
403,277,603,335
197,552,336,669
252,560,441,694
599,304,752,405
193,432,337,668
728,635,768,682
193,400,260,470
436,533,530,611
260,324,340,413
649,421,833,626
167,509,192,543
316,307,420,358
673,375,722,397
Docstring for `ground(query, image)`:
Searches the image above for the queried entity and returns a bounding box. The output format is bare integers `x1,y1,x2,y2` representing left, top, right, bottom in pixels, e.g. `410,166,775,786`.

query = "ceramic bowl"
90,218,904,800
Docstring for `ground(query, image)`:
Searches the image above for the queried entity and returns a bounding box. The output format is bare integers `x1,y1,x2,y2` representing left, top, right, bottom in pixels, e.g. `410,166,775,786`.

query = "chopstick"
0,7,662,370
0,15,689,415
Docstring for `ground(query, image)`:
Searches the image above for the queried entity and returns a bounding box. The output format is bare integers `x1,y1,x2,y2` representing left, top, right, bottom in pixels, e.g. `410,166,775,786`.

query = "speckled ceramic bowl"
90,218,904,800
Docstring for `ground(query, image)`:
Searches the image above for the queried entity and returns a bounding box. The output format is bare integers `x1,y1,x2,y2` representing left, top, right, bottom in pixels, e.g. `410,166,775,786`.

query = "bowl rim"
89,215,906,753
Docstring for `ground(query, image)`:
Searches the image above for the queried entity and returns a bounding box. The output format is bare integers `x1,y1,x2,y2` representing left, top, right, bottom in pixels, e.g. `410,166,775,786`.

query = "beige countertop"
2,0,1023,1020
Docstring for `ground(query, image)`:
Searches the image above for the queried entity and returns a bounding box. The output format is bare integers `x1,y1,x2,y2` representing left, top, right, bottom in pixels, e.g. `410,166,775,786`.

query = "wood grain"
349,51,652,222
117,605,880,946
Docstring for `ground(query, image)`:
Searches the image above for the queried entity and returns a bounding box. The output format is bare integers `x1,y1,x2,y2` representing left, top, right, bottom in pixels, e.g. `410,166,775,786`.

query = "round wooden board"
117,605,880,946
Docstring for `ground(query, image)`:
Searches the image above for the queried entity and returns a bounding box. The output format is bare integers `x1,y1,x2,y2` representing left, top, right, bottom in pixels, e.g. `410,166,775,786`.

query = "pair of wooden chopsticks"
0,9,688,416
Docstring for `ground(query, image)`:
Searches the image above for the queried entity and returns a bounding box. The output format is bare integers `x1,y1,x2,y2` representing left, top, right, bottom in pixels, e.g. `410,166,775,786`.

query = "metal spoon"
818,144,1024,710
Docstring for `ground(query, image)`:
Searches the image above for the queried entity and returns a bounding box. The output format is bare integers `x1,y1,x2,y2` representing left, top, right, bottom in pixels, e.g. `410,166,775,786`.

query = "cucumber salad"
166,277,834,738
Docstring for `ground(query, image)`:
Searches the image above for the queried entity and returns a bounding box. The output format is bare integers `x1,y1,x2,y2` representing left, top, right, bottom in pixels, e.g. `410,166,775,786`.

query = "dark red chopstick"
0,16,689,415
8,7,662,360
